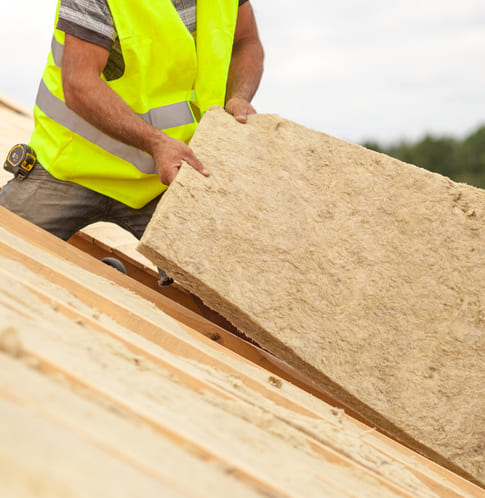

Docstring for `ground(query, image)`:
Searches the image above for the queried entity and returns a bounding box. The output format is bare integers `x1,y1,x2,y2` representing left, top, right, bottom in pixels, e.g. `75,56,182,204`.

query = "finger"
232,103,248,123
184,151,210,177
234,112,247,123
246,105,257,116
158,163,179,186
225,100,245,123
160,171,173,186
234,103,256,123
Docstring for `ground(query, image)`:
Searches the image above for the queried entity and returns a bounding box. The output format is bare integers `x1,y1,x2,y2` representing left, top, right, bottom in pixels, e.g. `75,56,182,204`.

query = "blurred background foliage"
362,125,485,189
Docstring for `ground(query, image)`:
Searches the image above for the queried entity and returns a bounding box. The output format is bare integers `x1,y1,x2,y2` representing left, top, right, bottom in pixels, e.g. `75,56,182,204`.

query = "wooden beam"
0,355,274,498
69,230,202,315
0,397,189,498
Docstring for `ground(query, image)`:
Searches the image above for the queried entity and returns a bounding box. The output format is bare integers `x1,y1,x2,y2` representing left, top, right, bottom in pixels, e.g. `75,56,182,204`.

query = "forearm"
63,74,162,156
224,37,264,124
226,37,264,103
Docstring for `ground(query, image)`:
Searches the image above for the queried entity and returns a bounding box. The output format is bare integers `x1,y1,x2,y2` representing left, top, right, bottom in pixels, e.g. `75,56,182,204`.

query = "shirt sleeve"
239,0,249,5
57,0,115,51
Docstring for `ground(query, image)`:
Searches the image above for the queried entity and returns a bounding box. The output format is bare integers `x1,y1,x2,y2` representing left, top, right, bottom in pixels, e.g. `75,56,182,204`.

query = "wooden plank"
0,397,187,498
0,264,244,403
69,229,203,315
0,354,269,498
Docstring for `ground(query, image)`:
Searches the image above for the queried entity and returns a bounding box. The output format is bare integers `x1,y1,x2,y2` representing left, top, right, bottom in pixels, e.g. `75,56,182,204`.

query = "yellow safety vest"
30,0,238,208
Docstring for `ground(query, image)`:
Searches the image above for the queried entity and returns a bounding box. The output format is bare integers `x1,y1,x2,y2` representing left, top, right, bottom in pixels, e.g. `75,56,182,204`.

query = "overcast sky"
1,1,484,144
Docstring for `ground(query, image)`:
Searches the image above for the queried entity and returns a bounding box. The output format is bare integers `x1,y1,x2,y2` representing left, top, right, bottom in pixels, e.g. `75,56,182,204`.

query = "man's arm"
62,34,208,186
225,1,264,123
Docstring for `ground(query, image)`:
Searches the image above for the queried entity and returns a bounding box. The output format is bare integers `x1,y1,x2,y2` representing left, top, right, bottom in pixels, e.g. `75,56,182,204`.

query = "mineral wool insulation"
138,106,485,486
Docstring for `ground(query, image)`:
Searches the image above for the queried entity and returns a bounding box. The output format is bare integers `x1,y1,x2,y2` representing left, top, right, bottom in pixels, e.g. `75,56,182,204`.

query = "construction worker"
0,0,264,247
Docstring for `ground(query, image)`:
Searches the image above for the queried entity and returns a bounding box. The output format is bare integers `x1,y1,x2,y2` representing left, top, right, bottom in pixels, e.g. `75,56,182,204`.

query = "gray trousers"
0,163,162,241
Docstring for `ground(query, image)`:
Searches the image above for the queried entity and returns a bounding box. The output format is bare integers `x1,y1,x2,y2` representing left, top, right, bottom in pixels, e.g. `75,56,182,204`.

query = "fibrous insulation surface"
139,106,485,486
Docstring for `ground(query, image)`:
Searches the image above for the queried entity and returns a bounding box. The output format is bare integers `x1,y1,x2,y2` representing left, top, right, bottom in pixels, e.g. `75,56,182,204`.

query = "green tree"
362,125,485,189
456,126,485,186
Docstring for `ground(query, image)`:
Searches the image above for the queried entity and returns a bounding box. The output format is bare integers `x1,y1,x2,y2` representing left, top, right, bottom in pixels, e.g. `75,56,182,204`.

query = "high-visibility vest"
30,0,238,208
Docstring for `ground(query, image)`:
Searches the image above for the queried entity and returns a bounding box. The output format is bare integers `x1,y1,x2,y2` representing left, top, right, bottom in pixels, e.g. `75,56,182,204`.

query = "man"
0,0,264,246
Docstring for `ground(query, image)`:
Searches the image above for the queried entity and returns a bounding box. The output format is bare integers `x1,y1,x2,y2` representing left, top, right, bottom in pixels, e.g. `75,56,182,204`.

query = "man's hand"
149,133,209,185
62,34,207,185
225,96,256,124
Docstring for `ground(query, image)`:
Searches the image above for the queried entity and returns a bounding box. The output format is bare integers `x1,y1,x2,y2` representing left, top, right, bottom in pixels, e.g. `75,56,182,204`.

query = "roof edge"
0,92,32,117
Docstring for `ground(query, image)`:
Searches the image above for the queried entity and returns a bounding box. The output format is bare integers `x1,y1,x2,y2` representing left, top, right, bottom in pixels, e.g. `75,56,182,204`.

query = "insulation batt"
138,106,485,486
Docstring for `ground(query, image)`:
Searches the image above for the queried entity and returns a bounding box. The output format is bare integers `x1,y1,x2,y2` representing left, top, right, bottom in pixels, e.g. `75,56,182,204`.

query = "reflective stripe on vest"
51,36,63,67
39,38,195,175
